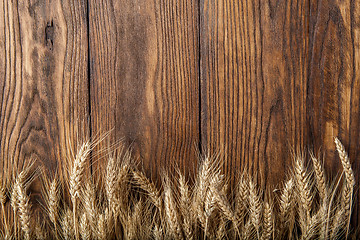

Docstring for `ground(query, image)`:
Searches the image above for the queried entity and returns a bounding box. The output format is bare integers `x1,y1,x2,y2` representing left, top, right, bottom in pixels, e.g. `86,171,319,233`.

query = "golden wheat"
0,137,357,239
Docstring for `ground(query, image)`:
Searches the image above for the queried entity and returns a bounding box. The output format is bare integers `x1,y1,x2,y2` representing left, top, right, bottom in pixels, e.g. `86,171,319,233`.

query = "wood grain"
88,0,200,178
308,0,360,226
200,0,309,188
0,0,89,195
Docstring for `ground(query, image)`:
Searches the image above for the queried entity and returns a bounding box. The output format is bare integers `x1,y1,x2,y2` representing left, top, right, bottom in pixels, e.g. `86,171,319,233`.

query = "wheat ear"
96,213,107,240
105,156,117,215
44,175,59,239
35,219,47,240
132,170,162,210
178,171,193,240
82,181,97,236
248,178,262,239
194,155,216,231
294,155,313,235
69,141,91,240
163,174,182,240
261,201,273,240
310,152,327,200
211,182,239,236
279,178,294,232
15,182,31,240
80,212,91,240
216,217,227,239
114,161,130,222
235,174,248,224
334,137,355,238
61,209,74,240
14,164,35,240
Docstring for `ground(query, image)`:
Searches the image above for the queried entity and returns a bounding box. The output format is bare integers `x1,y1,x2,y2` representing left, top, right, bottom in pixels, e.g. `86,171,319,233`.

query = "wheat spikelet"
235,174,248,222
114,162,130,221
301,214,318,240
279,178,295,239
211,182,239,237
15,183,31,240
82,181,97,236
34,220,47,240
48,178,59,227
330,207,345,239
80,212,91,240
248,178,262,238
261,201,273,240
61,209,74,240
178,171,193,240
294,155,313,233
105,156,117,214
96,213,107,240
0,186,5,206
216,217,227,239
310,152,327,201
163,174,182,240
41,173,60,239
13,164,35,240
132,170,161,210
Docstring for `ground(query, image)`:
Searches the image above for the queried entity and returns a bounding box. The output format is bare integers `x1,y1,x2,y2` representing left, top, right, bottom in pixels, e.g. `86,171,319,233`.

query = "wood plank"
88,0,200,178
309,0,360,227
200,0,309,187
0,0,89,196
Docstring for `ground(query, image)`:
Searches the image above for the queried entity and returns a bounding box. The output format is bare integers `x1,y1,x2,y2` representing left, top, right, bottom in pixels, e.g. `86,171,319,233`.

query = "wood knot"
45,20,54,50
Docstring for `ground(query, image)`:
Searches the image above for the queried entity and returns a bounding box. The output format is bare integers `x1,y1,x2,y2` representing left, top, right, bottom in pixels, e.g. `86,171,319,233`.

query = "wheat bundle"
0,138,357,239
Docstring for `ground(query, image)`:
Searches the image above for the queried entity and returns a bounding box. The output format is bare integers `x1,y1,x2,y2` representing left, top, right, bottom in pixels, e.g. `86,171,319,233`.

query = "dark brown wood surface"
309,0,360,225
88,0,200,178
1,0,360,227
0,0,90,192
200,0,309,188
200,0,360,224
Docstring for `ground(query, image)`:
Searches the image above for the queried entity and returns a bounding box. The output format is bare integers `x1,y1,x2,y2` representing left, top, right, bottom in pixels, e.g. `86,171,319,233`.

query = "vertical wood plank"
309,0,360,226
88,0,199,178
0,0,89,193
200,0,309,187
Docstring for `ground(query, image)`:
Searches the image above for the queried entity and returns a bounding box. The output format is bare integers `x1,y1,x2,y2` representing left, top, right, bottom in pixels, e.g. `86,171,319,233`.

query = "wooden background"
1,0,360,227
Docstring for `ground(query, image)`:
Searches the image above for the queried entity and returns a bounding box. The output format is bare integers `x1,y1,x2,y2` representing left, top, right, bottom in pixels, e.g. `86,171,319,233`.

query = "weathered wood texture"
200,0,360,224
309,0,360,225
1,0,360,227
200,0,309,187
88,0,200,178
0,0,89,194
